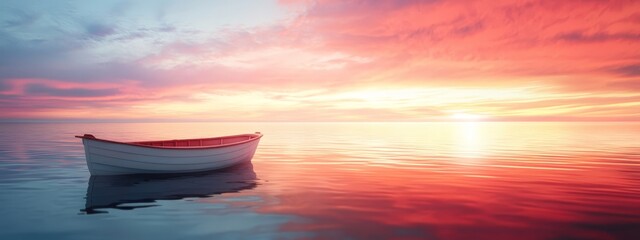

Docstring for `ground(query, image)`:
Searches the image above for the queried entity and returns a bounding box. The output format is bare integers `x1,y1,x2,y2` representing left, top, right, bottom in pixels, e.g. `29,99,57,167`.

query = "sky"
0,0,639,122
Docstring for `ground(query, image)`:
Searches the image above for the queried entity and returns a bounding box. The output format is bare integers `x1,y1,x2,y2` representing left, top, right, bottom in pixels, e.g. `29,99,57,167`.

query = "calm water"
0,122,639,239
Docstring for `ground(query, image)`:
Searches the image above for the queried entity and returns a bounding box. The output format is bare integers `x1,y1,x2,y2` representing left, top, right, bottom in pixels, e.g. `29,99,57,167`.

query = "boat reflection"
82,162,258,214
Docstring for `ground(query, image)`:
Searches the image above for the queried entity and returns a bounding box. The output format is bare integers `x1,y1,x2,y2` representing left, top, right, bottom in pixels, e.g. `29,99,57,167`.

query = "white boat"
76,132,263,176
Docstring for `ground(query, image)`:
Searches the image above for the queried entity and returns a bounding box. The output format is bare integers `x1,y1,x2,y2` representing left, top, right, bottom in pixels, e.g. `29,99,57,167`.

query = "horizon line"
1,119,639,123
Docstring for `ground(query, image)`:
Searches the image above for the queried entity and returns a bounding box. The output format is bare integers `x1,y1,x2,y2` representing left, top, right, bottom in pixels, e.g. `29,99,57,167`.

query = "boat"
82,162,258,214
76,132,263,176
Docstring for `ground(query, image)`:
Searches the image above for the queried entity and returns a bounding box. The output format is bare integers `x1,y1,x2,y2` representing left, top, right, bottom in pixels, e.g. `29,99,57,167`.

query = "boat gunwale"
75,133,263,150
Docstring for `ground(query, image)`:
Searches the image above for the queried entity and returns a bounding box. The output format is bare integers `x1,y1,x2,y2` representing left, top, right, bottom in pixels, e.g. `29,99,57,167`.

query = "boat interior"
131,134,259,148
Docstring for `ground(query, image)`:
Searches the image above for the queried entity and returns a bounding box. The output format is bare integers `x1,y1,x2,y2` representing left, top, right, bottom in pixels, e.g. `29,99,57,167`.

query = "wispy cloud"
24,84,120,98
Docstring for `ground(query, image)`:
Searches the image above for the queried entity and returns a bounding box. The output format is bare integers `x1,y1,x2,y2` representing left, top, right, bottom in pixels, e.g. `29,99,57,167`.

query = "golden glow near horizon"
450,113,487,121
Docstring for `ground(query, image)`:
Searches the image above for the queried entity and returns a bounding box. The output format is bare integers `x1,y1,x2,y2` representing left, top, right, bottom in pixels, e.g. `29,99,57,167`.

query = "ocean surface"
0,122,639,240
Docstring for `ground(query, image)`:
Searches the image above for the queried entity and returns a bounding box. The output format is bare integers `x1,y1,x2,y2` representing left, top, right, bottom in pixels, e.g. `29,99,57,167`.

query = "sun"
450,112,486,121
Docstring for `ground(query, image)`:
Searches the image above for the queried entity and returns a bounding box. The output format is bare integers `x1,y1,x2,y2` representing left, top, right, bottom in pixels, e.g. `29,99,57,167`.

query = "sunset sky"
1,0,639,121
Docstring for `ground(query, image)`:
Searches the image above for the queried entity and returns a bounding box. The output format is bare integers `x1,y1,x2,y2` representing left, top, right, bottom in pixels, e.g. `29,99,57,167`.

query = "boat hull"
80,136,261,176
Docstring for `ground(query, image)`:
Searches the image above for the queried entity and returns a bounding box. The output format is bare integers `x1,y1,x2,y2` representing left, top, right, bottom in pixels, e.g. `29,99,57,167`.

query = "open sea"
0,122,639,240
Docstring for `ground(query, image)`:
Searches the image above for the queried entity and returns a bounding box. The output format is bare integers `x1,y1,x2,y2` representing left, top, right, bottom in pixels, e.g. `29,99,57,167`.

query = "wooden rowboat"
76,132,263,176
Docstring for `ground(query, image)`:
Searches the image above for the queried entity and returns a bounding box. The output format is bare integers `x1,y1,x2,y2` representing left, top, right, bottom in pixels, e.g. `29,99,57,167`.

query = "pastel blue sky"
0,0,289,80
